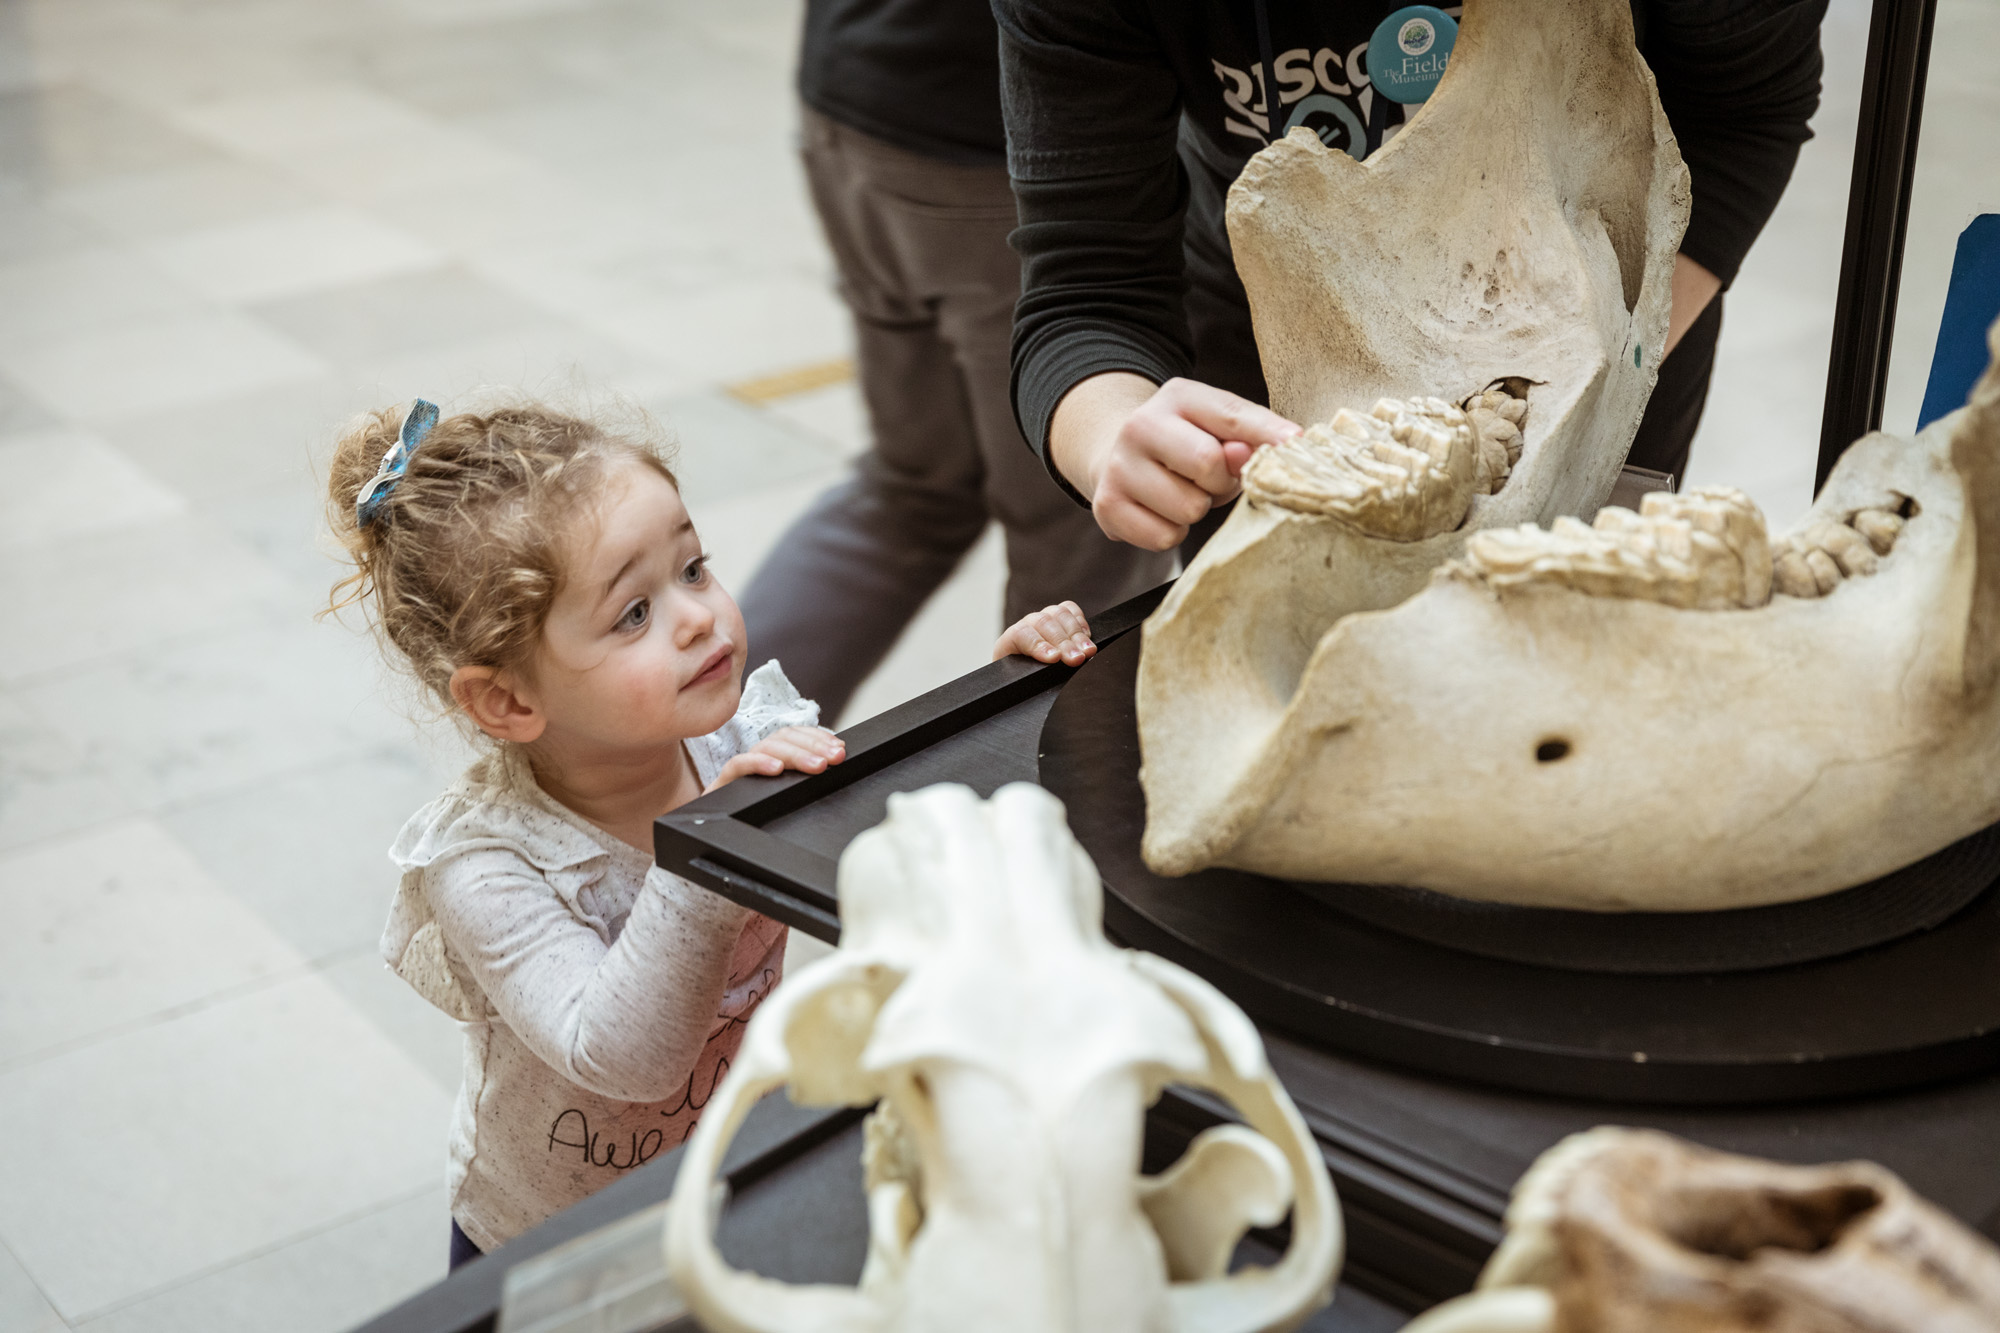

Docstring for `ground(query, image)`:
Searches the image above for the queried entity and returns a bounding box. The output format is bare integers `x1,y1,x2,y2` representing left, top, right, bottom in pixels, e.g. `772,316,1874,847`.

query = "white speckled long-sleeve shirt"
380,663,816,1251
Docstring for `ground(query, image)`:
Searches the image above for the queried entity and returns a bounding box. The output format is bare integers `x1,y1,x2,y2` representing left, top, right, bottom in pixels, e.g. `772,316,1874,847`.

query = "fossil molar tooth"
1461,486,1774,610
665,783,1344,1333
1141,315,2000,909
1243,396,1484,538
1464,385,1529,492
1772,507,1907,599
1400,1127,2000,1333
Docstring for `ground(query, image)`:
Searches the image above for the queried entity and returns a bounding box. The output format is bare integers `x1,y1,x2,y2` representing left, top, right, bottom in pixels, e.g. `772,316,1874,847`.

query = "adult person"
997,1,1829,551
738,0,1175,722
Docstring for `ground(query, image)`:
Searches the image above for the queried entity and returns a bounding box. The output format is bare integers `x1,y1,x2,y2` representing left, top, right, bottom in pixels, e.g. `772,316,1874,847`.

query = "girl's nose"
673,591,717,647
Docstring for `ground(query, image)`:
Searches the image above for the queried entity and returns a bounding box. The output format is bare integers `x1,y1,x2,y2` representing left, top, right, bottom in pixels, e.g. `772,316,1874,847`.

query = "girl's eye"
680,554,711,585
617,598,650,632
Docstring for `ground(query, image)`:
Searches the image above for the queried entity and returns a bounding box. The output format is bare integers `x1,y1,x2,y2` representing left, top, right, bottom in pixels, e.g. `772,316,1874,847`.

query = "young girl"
326,399,1097,1268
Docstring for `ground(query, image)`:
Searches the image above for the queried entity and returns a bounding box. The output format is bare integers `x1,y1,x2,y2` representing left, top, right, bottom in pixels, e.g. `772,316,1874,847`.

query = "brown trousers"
740,108,1173,721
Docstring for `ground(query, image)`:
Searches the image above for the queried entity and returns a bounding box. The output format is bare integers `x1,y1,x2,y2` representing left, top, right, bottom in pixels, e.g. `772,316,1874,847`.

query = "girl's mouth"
688,644,735,688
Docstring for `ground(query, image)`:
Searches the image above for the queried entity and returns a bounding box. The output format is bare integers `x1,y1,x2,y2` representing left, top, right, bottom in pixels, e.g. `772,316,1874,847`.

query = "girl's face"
530,461,746,753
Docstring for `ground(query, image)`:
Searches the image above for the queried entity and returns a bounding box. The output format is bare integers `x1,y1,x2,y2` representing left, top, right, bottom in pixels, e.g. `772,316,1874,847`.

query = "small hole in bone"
1666,1183,1882,1261
1896,493,1920,519
1535,739,1571,763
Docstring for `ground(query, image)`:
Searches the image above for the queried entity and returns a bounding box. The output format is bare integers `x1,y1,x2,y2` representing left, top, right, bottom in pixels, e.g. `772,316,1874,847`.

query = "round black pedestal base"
1037,631,2000,1105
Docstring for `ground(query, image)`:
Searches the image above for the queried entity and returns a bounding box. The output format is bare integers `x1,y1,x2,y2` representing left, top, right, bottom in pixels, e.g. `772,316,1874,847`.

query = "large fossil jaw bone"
1139,0,1687,877
1399,1127,2000,1333
1146,318,2000,911
664,783,1343,1333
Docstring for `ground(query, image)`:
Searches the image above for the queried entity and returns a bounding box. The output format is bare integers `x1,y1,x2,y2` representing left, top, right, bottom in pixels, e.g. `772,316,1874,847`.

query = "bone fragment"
1462,486,1773,610
1401,1127,2000,1333
1243,397,1486,538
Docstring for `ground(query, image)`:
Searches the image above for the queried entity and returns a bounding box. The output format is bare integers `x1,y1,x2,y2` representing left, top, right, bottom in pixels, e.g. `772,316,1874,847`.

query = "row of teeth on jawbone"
1462,488,1909,609
1241,388,1525,540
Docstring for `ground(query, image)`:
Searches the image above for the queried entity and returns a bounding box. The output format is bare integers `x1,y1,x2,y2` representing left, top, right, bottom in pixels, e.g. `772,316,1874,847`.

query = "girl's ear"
450,665,546,744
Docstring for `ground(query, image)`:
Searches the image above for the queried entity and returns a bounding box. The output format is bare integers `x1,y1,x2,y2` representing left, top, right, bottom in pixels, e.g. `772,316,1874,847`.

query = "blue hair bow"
356,399,439,529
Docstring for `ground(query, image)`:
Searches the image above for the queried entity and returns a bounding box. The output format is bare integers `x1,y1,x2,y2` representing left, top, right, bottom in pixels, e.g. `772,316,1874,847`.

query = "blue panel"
1919,214,2000,430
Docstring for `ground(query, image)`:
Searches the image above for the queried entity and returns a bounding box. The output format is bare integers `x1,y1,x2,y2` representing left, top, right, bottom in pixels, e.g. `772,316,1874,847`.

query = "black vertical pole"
1817,0,1938,491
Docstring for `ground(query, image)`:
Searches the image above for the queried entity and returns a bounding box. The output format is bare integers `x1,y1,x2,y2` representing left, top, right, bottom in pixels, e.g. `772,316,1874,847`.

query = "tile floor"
0,0,1991,1329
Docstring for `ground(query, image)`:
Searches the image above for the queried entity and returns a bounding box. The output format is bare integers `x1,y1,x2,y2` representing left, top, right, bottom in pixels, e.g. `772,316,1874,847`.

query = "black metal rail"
1819,0,1939,488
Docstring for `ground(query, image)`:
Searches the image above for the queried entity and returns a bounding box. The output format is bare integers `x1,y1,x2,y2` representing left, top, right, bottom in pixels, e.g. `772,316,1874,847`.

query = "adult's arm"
999,0,1300,546
997,0,1192,491
1644,0,1828,290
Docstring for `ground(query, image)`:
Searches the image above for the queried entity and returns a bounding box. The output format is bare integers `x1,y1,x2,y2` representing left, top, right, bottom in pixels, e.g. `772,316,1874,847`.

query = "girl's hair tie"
356,399,440,529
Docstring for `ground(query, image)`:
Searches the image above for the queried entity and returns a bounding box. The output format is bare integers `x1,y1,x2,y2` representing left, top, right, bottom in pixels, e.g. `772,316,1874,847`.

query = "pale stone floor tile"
334,21,606,119
0,687,133,855
0,83,229,188
342,324,654,422
0,970,449,1319
319,950,464,1094
460,89,743,178
0,367,57,434
0,183,96,265
0,243,204,347
652,387,853,510
0,308,328,422
94,375,359,504
171,82,441,161
0,817,306,1065
207,476,354,595
841,524,1007,728
72,1183,446,1333
763,379,869,461
142,207,443,305
18,612,411,812
69,39,325,119
0,1238,68,1333
249,264,568,368
0,515,292,683
0,428,185,546
50,159,321,239
160,746,445,962
470,241,719,330
592,271,853,387
284,137,567,244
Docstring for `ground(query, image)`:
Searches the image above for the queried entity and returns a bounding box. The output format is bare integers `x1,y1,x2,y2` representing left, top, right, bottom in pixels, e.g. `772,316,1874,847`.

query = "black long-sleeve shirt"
998,0,1828,477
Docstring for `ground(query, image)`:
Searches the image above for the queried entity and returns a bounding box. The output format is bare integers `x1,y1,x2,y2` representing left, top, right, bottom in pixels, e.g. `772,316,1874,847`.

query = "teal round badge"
1367,6,1458,105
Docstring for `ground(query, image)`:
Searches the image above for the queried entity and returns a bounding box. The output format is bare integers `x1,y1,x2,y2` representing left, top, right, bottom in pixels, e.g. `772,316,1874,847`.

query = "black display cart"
355,2,1961,1329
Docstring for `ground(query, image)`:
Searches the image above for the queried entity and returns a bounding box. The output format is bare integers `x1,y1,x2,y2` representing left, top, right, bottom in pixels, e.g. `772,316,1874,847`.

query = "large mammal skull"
664,783,1342,1332
1140,0,1688,877
1143,320,2000,909
1399,1127,2000,1332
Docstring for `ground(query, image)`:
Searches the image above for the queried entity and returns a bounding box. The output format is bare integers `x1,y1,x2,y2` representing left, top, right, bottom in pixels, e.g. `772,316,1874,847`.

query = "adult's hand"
1049,372,1302,550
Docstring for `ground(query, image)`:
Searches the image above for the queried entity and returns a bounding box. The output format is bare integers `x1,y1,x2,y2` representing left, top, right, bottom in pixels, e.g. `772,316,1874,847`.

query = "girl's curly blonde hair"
325,400,677,711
